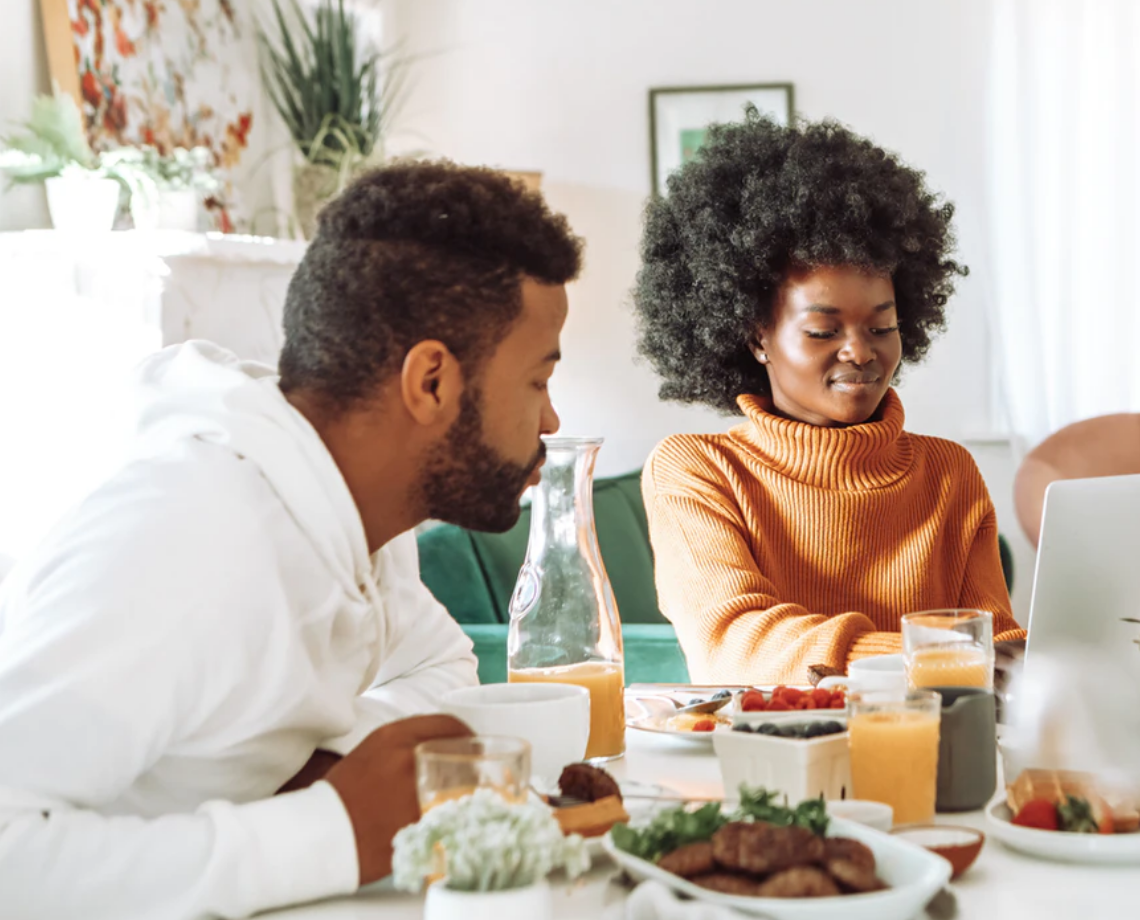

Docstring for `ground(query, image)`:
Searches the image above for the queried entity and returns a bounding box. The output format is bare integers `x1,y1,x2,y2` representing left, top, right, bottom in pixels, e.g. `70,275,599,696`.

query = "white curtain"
988,0,1140,449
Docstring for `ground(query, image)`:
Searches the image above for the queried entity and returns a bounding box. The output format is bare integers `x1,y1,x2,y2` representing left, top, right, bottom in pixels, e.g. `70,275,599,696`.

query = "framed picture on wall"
649,83,794,197
36,0,264,230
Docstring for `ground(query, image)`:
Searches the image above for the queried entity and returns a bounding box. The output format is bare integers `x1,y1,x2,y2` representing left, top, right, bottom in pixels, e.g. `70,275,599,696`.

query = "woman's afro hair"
634,108,966,414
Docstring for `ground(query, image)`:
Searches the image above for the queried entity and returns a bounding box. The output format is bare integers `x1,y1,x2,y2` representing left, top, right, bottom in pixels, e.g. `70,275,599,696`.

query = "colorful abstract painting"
66,0,259,230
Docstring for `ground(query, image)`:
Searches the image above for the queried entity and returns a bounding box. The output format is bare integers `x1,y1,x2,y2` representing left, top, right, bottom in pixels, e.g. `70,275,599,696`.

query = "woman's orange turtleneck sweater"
642,390,1025,685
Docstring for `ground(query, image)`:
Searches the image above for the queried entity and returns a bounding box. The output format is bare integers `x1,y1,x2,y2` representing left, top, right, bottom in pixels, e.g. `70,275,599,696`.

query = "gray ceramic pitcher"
935,687,997,812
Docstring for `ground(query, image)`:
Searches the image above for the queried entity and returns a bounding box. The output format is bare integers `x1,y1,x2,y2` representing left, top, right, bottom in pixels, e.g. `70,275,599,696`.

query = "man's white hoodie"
0,342,479,919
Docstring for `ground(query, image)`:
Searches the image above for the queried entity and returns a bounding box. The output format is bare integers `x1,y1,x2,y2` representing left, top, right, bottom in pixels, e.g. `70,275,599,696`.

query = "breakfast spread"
1007,769,1140,835
550,763,630,838
611,787,888,899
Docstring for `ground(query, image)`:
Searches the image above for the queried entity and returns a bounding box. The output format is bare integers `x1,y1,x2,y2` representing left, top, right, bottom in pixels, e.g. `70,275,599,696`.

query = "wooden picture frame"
649,82,795,197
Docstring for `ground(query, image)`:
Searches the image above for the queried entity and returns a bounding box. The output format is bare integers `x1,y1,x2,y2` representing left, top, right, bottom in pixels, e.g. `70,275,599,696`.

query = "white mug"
818,653,907,694
440,682,591,788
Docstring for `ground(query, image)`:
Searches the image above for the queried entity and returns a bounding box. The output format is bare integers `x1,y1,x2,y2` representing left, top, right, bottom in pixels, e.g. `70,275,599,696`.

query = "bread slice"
552,794,630,838
1007,769,1117,832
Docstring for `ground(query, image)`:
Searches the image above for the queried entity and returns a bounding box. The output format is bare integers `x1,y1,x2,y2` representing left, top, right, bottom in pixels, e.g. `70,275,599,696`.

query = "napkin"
626,880,746,920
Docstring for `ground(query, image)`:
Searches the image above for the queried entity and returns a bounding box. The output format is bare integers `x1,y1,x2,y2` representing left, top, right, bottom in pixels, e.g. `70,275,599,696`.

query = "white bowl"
604,814,951,920
985,798,1140,864
441,683,590,787
826,799,894,832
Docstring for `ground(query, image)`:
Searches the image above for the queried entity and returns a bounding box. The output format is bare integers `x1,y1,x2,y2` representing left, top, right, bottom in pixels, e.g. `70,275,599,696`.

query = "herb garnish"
610,786,830,862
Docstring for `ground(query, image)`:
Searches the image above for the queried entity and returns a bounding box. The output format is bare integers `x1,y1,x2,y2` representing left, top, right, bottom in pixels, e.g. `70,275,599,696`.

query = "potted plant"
257,0,411,238
0,92,135,232
126,146,221,232
392,789,589,920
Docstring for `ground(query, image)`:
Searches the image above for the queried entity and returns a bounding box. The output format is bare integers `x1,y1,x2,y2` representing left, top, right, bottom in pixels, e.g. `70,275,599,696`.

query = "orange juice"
509,660,625,759
907,644,992,690
848,709,940,824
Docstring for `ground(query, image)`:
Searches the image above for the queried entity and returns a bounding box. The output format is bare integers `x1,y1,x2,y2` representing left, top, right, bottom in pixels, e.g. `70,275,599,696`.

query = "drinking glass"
414,736,531,813
903,609,994,691
847,689,942,825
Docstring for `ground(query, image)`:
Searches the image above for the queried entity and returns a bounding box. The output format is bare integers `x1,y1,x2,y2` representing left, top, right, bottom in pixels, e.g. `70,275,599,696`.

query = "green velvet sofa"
417,470,1015,685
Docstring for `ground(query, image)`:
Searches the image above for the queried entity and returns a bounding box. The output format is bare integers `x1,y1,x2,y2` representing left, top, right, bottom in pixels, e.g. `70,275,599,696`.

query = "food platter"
602,815,950,920
985,799,1140,864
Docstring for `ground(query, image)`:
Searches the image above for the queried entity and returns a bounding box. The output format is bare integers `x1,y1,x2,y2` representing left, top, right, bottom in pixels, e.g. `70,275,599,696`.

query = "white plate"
625,695,730,745
985,799,1140,864
602,815,950,920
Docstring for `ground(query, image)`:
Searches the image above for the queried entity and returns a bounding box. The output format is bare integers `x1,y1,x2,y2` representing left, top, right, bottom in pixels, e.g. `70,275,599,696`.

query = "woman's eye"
872,325,900,336
533,381,549,392
805,329,837,339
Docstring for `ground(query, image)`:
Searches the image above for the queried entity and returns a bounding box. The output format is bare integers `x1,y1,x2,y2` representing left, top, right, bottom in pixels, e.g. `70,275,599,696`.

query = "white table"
261,731,1137,919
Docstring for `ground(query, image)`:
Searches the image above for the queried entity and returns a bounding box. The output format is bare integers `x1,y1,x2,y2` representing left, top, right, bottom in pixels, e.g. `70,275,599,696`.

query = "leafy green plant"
1124,617,1140,651
0,92,100,184
610,786,831,863
257,0,410,172
0,92,153,197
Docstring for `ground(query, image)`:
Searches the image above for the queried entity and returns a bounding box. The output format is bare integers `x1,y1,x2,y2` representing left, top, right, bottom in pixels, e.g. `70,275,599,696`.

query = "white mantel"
0,230,306,560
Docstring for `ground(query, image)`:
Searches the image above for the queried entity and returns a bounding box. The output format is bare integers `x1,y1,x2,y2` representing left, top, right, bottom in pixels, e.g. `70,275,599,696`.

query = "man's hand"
324,714,473,886
277,749,342,794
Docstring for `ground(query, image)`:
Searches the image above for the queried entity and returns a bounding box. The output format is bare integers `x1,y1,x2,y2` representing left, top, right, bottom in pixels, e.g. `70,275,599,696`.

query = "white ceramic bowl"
441,683,590,787
826,799,894,832
605,814,951,920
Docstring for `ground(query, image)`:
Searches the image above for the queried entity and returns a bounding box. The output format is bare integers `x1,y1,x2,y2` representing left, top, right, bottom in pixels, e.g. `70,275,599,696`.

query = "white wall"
387,0,999,468
0,0,52,231
386,0,1032,619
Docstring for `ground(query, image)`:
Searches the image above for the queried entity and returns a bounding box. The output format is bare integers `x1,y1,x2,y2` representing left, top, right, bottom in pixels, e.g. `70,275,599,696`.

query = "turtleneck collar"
731,388,913,490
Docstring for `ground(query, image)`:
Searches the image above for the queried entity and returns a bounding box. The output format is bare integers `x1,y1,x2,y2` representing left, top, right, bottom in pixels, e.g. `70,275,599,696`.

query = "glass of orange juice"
848,689,942,825
509,661,625,761
903,609,994,690
414,736,531,813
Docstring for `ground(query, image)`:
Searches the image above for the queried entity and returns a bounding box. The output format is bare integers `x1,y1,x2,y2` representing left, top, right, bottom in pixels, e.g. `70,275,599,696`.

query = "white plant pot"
157,189,200,231
44,176,120,232
424,878,552,920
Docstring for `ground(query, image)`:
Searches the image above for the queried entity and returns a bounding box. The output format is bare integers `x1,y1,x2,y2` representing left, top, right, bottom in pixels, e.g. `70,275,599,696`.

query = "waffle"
1007,769,1138,833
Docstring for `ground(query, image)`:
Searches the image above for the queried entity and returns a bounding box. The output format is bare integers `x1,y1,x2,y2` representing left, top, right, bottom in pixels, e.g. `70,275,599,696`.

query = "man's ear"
400,340,464,426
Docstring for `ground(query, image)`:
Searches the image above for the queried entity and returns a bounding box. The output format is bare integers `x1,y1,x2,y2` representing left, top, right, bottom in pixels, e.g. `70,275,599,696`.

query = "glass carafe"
507,436,625,761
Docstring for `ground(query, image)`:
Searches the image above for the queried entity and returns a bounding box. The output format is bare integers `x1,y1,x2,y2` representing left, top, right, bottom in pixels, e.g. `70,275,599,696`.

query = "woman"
635,111,1025,685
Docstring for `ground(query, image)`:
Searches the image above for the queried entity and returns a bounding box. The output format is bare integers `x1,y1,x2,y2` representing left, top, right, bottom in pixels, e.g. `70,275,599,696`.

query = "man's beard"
419,388,544,533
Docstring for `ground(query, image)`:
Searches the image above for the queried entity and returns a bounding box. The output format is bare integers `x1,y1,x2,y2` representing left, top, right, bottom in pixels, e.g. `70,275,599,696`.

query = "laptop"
1018,473,1140,777
1025,473,1140,663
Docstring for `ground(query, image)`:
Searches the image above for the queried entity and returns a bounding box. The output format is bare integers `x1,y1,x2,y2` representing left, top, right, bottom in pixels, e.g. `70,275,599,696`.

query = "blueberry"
803,723,826,738
822,720,845,734
732,723,753,733
757,723,780,735
713,689,733,700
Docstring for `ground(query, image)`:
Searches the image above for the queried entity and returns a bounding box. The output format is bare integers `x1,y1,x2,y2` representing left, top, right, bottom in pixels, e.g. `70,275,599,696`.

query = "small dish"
890,825,984,879
826,799,893,833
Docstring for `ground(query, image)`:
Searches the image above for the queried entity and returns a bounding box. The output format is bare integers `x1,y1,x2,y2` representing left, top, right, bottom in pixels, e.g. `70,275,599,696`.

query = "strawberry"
766,699,792,711
1012,799,1059,831
691,719,717,732
779,687,805,706
809,688,833,708
740,690,767,712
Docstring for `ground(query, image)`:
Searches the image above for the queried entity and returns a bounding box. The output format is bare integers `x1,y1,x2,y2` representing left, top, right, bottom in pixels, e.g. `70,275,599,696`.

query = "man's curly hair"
279,160,583,413
634,110,965,414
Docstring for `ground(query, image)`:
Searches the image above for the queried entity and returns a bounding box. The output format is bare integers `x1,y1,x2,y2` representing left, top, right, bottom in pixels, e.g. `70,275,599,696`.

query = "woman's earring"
758,353,769,365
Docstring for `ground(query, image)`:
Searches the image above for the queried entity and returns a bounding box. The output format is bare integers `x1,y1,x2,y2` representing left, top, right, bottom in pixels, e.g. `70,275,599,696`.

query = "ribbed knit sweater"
642,389,1025,685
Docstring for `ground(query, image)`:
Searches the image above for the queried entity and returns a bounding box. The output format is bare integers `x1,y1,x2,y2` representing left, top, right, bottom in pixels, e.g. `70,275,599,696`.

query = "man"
0,162,583,918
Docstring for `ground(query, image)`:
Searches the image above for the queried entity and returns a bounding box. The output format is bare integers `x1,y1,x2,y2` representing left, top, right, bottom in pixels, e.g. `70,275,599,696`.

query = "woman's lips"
830,374,881,391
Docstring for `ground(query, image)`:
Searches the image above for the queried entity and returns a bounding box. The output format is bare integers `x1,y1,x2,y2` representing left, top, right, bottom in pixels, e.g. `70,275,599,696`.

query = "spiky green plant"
0,92,99,184
257,0,409,171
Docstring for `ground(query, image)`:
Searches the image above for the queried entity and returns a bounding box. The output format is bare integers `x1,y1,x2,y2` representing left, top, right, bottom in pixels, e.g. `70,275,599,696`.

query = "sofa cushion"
461,623,690,685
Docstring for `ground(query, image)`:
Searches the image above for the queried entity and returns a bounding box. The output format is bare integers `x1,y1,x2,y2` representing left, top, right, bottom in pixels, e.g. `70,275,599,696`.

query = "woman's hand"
994,638,1026,722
